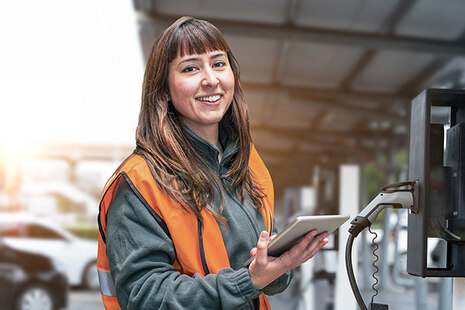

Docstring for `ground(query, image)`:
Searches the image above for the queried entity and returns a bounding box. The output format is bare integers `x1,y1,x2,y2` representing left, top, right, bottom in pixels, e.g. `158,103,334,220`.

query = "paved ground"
67,281,441,310
66,289,103,310
267,279,441,310
360,285,438,310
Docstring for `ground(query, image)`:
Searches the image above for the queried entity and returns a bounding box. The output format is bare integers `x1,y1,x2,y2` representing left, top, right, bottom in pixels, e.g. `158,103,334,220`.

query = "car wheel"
83,260,99,290
16,285,54,310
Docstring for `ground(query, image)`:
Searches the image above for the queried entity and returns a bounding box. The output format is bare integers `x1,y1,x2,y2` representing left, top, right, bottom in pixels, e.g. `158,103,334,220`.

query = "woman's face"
168,50,235,140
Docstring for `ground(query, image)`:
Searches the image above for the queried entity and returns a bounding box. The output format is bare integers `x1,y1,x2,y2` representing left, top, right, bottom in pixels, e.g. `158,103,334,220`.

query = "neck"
184,123,219,145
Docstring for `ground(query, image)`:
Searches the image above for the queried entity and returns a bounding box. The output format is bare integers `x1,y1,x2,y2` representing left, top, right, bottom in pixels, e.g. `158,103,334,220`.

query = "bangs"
166,19,230,63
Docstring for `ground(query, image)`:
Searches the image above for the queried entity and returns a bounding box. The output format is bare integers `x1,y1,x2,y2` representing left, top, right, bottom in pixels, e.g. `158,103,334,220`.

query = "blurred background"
1,0,465,309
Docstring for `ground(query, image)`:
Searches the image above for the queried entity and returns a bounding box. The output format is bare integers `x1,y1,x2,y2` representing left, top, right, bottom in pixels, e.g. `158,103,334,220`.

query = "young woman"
97,16,328,310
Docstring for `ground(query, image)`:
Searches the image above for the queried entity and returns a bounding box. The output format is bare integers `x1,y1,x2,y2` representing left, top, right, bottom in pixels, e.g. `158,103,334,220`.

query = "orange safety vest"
97,146,274,310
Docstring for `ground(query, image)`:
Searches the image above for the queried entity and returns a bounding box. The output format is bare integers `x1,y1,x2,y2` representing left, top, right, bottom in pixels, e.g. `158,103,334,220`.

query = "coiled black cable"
368,226,380,304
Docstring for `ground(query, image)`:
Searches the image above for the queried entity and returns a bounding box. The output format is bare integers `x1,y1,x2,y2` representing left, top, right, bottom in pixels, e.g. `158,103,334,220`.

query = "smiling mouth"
196,95,222,102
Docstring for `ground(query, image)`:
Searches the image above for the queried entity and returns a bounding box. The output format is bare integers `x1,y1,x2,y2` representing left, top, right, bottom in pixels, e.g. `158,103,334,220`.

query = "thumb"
255,231,269,265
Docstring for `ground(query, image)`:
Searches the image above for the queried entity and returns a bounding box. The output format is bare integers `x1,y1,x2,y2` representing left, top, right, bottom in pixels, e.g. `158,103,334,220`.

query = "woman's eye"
213,61,226,68
182,66,197,73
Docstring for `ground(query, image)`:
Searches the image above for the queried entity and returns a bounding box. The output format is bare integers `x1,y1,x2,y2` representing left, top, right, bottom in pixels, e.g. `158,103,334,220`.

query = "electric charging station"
345,88,465,310
407,88,465,278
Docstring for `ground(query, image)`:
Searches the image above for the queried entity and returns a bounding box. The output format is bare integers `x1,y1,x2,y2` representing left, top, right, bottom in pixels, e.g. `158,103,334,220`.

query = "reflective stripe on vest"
97,145,273,309
98,270,116,297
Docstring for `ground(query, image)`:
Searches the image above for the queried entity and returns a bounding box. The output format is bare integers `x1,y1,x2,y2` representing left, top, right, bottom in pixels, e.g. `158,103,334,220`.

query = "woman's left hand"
248,230,328,290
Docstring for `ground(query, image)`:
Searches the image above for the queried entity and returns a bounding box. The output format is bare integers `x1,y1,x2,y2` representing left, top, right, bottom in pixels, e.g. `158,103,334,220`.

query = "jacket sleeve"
105,178,262,310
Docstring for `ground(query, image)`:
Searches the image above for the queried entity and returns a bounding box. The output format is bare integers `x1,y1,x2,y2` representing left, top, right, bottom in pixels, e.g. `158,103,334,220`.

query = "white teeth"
197,95,221,102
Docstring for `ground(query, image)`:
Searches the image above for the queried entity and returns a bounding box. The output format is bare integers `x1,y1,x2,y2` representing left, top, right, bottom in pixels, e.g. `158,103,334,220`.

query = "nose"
201,68,219,88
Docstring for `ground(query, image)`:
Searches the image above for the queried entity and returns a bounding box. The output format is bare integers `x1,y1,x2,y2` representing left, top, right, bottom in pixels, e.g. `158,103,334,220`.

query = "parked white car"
0,213,99,290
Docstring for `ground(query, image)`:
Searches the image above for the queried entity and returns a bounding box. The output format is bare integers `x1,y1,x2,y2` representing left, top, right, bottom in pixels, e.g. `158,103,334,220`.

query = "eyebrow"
177,52,227,65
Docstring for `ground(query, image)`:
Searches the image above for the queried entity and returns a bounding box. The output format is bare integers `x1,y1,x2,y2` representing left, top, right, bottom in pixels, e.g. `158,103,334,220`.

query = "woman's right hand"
248,230,328,290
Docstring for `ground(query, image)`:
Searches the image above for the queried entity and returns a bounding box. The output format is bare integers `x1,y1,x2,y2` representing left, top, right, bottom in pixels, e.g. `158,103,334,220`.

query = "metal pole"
360,230,371,290
360,166,371,290
439,278,453,310
436,240,452,310
335,165,360,310
283,187,293,222
453,278,465,309
415,277,428,310
391,209,414,288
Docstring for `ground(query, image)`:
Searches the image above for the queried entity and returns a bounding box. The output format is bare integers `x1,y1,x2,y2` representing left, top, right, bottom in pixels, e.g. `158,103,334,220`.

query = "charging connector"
345,181,418,310
370,303,388,310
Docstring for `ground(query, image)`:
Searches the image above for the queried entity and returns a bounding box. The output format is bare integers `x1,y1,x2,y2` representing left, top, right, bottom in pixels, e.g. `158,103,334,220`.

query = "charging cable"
345,181,417,310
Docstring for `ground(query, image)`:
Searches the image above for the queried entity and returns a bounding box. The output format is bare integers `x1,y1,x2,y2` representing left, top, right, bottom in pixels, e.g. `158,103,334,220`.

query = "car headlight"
9,265,27,282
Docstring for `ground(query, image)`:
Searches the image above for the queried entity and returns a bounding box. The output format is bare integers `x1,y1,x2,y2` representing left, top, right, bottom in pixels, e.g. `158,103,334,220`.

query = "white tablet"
244,214,350,266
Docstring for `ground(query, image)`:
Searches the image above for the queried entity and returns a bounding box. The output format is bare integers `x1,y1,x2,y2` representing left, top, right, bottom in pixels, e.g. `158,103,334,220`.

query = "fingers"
255,231,269,265
303,232,329,259
249,231,284,290
250,234,275,258
284,231,328,263
287,230,319,256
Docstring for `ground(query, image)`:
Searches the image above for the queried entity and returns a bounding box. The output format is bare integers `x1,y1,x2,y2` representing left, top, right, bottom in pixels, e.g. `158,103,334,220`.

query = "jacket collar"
184,125,238,171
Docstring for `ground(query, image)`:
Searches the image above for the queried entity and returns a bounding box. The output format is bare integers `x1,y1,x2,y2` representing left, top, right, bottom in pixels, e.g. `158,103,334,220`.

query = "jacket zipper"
230,193,262,241
198,220,210,275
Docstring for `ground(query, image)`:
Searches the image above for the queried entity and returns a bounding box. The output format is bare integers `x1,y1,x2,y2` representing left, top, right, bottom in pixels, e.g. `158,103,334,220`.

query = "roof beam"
400,58,451,95
242,81,408,104
258,147,359,166
252,125,406,141
252,126,374,160
339,51,377,90
242,82,410,117
381,0,418,34
136,12,465,57
284,0,301,25
339,0,419,90
400,28,465,95
288,96,406,123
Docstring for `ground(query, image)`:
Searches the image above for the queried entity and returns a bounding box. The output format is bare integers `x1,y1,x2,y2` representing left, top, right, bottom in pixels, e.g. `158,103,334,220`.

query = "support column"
415,278,428,310
335,165,360,310
453,278,465,309
360,165,371,290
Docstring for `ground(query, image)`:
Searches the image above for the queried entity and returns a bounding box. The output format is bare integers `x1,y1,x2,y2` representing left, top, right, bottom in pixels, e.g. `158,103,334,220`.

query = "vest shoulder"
119,154,147,171
100,154,152,199
249,145,271,181
117,154,156,181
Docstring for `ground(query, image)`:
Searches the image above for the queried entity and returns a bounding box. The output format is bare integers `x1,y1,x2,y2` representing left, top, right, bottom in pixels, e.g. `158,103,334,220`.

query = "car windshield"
0,222,67,240
0,223,23,237
27,224,65,240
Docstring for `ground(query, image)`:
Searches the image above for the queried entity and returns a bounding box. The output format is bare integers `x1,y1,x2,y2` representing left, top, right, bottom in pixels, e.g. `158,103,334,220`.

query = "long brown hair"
134,16,264,224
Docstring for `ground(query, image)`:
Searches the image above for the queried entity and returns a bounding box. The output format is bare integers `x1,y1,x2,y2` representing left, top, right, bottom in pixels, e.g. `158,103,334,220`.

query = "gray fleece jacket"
106,128,292,309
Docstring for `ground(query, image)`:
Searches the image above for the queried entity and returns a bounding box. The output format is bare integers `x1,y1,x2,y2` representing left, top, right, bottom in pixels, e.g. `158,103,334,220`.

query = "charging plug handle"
348,181,417,238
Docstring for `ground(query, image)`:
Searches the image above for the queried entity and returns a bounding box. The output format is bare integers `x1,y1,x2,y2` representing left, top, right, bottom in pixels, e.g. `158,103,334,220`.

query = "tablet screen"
244,214,350,266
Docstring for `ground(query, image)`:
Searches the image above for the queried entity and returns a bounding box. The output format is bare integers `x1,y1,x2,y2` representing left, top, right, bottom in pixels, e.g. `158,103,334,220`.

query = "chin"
201,112,227,124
